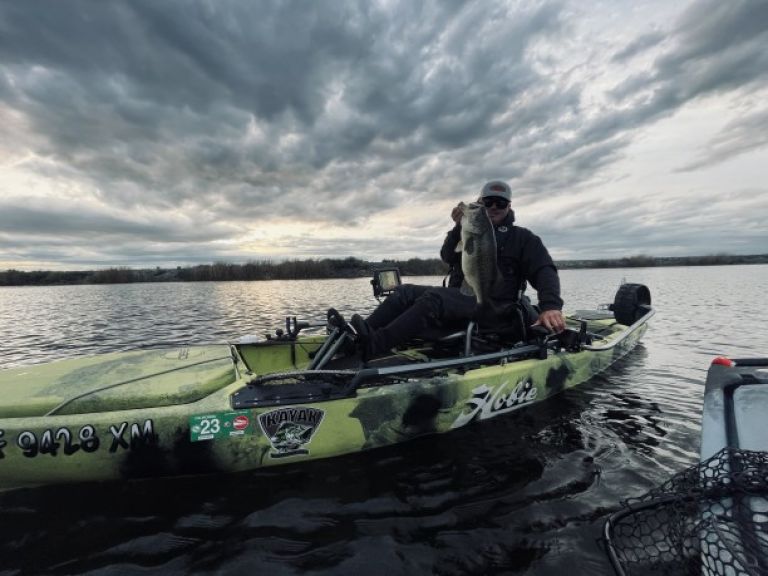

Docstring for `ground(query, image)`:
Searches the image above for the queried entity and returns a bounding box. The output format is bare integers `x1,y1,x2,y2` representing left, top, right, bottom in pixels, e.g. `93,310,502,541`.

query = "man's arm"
440,224,462,265
530,264,562,312
440,203,465,265
530,266,565,332
520,232,565,332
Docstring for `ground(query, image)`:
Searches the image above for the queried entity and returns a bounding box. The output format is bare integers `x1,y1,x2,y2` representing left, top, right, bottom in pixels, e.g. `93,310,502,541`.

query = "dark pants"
364,284,523,356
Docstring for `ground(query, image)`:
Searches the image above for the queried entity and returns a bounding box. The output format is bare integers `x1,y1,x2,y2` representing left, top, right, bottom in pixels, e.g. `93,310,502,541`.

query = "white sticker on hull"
451,379,538,429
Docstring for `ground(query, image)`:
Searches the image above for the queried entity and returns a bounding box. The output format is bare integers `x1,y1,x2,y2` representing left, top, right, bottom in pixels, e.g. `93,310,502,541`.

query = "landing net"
604,448,768,576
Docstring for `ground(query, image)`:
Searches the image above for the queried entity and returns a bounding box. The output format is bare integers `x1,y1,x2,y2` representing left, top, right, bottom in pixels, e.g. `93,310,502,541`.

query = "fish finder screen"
379,270,400,292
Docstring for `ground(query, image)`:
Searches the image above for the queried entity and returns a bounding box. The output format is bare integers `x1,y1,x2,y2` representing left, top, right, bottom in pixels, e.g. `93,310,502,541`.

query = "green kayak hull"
0,312,649,491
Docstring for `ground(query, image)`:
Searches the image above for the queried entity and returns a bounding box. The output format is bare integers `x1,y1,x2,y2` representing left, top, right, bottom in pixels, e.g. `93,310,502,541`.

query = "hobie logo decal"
451,379,538,429
259,407,324,459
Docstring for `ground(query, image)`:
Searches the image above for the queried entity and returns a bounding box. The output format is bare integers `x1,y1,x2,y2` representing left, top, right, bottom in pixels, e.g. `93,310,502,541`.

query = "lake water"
1,265,766,575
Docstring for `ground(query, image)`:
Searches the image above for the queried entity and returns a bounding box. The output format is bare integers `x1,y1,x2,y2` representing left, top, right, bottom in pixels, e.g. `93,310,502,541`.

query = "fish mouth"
462,203,491,231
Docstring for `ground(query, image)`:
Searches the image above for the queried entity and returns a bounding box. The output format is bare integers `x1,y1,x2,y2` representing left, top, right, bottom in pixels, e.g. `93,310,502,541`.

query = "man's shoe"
323,307,354,355
350,314,370,339
327,307,348,331
351,314,379,361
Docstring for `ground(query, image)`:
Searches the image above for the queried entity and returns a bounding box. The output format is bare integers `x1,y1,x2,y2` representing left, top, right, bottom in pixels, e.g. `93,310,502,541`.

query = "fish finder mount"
371,267,402,301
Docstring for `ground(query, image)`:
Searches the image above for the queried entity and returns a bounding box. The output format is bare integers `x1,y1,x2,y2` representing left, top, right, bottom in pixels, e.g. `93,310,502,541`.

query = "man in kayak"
347,180,565,359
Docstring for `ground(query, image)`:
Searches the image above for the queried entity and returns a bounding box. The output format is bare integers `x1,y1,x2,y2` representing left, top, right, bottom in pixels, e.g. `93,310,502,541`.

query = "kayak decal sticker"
0,420,155,458
451,379,538,429
258,406,325,458
189,411,254,442
109,420,157,452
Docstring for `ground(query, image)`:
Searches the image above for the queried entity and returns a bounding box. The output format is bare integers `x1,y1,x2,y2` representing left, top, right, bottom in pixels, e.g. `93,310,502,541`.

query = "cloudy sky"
1,0,766,270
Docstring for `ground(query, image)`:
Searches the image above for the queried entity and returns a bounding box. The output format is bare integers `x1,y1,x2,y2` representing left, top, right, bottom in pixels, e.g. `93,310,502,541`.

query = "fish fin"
463,235,475,256
459,280,475,298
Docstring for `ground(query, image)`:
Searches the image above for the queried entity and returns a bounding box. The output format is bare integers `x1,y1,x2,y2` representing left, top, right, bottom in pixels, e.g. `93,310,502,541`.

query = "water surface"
1,265,766,574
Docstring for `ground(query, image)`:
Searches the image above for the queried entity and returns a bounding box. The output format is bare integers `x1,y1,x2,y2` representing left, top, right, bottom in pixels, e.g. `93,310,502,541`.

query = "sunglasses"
482,197,510,209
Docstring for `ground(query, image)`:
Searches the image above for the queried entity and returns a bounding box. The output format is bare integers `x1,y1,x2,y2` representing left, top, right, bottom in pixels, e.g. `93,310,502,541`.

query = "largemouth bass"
459,201,501,310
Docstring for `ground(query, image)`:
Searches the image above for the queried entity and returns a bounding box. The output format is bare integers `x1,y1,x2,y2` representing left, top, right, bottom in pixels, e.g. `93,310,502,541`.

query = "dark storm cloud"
0,1,370,121
0,0,566,218
0,0,766,268
0,235,239,268
0,203,233,243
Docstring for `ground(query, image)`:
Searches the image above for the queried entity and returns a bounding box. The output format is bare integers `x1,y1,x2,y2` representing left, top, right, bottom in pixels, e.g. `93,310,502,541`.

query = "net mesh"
604,448,768,576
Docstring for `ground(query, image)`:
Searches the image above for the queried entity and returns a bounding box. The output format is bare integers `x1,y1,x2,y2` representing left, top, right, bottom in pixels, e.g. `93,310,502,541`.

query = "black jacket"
440,211,563,311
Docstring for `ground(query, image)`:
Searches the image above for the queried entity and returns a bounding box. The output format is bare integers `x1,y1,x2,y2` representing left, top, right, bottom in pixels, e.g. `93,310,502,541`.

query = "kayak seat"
415,319,528,357
418,297,541,355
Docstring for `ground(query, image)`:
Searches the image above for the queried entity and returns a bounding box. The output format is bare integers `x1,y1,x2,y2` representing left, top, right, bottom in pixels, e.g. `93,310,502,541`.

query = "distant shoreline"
1,254,766,287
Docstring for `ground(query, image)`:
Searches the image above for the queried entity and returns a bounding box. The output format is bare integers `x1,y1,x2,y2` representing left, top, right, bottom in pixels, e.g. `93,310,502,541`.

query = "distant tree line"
557,253,768,269
1,253,766,287
0,257,450,286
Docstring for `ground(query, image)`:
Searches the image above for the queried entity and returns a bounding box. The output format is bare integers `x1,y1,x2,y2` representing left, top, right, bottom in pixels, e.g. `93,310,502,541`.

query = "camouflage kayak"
0,282,653,491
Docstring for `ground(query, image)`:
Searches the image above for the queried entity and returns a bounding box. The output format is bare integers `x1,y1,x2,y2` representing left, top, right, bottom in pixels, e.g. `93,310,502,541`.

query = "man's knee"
392,284,430,306
413,290,444,322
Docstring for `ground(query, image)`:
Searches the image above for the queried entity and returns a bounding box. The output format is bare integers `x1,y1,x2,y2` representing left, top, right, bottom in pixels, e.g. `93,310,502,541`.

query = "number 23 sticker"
189,411,253,442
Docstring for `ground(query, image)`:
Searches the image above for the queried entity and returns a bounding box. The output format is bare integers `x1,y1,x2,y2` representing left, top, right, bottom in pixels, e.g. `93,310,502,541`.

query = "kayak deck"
0,345,238,418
